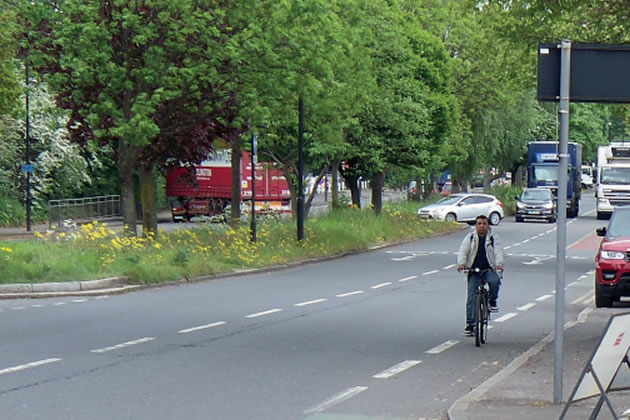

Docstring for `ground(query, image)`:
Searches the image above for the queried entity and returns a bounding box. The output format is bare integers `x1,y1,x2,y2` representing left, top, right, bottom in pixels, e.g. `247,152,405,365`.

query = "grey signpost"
537,41,630,404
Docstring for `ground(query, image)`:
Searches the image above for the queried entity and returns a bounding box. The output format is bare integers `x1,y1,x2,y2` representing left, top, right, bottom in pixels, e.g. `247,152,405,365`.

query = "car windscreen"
521,189,551,200
600,167,630,185
435,195,462,205
607,210,630,237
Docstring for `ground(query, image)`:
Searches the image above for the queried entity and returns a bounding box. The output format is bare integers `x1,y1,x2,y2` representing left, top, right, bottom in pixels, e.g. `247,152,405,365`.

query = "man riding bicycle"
457,215,504,337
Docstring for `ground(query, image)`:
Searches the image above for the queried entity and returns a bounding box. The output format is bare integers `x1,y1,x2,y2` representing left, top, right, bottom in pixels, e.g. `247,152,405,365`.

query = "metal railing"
48,195,121,227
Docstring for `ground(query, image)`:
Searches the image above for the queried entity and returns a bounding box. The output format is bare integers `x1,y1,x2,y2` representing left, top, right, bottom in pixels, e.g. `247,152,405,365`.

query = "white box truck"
596,142,630,219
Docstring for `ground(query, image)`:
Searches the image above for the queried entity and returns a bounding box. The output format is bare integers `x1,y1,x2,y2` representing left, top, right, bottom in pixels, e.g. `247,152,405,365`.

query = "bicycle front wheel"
480,294,488,344
474,293,482,347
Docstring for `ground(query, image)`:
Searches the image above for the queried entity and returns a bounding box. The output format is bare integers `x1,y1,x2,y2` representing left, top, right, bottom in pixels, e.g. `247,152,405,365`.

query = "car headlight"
516,202,525,210
543,202,554,210
600,250,625,260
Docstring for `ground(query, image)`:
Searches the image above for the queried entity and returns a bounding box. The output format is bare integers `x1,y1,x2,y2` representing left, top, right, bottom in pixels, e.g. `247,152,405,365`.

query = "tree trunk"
230,142,242,227
422,176,432,200
331,158,341,207
118,140,139,236
304,163,330,219
345,175,361,208
139,162,157,239
371,172,383,214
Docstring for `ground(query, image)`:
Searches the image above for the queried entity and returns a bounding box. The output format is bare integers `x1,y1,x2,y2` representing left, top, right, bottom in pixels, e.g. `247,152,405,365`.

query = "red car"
595,206,630,307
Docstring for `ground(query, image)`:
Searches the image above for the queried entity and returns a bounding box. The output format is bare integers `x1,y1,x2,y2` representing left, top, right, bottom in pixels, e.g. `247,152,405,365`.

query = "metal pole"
25,54,32,232
554,39,571,404
297,97,304,241
250,134,257,242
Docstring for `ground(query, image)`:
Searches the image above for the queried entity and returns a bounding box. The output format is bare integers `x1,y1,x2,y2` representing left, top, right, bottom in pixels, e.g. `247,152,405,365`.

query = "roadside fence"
48,195,121,228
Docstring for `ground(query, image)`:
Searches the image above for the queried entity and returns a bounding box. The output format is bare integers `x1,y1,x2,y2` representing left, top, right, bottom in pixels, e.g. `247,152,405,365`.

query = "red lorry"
165,150,291,222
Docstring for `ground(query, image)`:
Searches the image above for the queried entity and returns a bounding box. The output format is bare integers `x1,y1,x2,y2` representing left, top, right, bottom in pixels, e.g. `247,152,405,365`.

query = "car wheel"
445,213,457,223
489,212,501,226
596,212,606,220
549,217,556,223
595,283,613,308
515,216,522,223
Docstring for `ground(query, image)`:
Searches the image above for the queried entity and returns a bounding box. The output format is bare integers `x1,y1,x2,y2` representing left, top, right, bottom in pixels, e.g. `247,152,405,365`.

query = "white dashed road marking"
536,294,553,302
517,303,535,311
336,290,364,298
304,386,368,414
91,337,155,353
373,360,422,379
371,282,391,289
426,340,458,354
178,321,226,334
494,313,517,323
0,358,62,376
245,308,283,318
422,270,439,276
443,264,456,270
399,275,417,282
294,298,327,307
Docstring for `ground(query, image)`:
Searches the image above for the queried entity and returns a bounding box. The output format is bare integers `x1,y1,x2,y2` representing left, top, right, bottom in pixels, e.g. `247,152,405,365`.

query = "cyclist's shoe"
464,324,474,336
490,301,499,312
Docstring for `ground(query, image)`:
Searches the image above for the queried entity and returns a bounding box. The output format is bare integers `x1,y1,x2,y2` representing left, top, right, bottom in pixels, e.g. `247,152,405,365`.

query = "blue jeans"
466,270,501,325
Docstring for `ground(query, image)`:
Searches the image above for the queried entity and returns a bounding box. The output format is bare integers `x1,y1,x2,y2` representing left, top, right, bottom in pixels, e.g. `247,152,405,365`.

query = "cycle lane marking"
517,303,536,311
373,360,422,378
426,340,458,354
304,386,368,414
493,313,517,323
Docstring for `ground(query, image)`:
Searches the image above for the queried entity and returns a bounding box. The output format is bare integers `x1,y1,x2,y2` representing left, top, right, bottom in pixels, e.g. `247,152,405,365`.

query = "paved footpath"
448,305,630,420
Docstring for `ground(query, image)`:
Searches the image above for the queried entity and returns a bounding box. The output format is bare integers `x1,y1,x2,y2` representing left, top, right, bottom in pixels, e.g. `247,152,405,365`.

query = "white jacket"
457,229,503,269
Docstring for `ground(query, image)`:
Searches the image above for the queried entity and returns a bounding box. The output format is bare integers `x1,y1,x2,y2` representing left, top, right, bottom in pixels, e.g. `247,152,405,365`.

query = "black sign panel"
538,43,630,103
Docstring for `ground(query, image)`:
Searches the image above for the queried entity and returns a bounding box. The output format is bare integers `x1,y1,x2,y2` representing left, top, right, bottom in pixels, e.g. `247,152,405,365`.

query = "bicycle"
464,268,495,347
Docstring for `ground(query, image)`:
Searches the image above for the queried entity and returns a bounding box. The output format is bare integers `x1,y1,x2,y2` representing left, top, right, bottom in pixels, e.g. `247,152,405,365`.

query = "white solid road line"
493,313,517,323
91,337,155,353
294,298,328,307
245,308,283,318
373,360,422,379
0,358,62,376
304,386,368,414
426,340,458,354
178,321,226,334
371,282,392,289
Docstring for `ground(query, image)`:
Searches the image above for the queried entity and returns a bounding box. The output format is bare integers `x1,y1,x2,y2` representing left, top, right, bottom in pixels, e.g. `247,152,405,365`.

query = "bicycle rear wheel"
474,293,482,347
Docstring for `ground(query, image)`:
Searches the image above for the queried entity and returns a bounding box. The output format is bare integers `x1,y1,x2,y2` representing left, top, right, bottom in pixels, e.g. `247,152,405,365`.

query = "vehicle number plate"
527,210,540,215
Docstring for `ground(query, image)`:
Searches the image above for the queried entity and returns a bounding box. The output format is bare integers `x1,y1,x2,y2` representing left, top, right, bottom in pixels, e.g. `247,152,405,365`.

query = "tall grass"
0,202,461,285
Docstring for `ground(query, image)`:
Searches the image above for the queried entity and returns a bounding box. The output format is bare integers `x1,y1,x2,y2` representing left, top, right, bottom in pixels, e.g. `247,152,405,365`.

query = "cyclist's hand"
496,264,503,273
457,264,465,272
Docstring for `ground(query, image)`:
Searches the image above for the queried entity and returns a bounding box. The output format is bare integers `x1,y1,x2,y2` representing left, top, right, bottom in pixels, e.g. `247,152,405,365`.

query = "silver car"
417,193,504,225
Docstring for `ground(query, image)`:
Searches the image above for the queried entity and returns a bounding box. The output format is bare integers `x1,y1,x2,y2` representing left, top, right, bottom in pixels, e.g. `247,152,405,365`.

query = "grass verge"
0,200,462,285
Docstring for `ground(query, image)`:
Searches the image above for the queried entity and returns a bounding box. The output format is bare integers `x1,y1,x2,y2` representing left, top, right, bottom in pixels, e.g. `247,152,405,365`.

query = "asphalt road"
0,191,610,420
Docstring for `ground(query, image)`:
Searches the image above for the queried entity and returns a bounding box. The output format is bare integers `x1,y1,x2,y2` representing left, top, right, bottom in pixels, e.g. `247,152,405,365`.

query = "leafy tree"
22,0,235,236
229,0,373,218
343,0,456,212
0,78,90,213
0,2,20,116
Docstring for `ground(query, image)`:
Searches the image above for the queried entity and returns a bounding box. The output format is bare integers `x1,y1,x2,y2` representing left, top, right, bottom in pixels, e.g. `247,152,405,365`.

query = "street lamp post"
25,54,32,232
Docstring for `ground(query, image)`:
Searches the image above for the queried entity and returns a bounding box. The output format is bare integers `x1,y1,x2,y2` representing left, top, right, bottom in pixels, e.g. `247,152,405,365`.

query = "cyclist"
456,214,504,337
